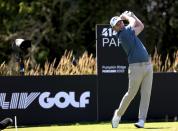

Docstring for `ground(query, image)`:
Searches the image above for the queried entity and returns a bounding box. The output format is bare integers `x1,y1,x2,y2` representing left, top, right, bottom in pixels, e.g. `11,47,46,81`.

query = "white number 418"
102,28,117,37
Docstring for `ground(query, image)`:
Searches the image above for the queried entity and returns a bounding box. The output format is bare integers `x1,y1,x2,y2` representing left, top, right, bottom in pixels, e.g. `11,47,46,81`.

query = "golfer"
110,11,153,128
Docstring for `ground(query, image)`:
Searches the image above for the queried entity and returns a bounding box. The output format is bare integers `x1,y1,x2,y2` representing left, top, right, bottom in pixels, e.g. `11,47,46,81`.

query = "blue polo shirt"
117,25,149,64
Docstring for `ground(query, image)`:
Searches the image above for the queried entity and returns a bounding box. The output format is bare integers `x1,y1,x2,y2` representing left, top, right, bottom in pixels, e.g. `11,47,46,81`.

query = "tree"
0,0,177,67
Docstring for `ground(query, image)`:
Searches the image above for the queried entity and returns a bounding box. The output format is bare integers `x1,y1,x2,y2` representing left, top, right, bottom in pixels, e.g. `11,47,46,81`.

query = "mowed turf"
6,122,178,131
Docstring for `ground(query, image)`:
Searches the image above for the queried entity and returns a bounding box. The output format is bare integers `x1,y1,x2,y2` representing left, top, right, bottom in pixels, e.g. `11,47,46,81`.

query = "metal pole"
19,57,24,76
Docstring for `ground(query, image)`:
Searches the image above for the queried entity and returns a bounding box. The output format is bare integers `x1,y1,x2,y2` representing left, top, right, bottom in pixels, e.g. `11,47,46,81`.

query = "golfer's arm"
121,14,136,28
131,14,144,35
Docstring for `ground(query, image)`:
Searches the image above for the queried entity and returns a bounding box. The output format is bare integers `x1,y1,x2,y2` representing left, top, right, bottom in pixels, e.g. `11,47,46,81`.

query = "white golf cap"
110,16,122,27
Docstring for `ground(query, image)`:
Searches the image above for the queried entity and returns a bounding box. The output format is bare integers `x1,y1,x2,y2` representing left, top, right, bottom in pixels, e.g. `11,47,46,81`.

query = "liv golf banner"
0,76,97,125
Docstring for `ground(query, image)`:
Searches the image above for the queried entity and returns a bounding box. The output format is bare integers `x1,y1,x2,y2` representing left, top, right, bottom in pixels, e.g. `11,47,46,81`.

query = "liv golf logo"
0,91,90,110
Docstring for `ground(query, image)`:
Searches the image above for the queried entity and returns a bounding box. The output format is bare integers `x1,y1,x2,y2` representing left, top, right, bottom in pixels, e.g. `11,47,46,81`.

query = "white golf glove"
122,11,134,17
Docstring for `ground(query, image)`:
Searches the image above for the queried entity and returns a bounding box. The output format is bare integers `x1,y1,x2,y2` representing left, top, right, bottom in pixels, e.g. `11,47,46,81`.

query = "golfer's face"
113,21,124,32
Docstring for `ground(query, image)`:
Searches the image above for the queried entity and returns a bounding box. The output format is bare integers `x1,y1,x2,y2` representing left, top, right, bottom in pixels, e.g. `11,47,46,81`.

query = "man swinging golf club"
110,11,153,128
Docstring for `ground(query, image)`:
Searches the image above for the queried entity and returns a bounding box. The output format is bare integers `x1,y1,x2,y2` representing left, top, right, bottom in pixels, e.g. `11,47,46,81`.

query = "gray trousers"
116,61,153,121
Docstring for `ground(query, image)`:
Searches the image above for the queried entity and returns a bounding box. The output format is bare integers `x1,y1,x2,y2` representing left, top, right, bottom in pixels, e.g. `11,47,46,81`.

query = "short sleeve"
125,25,135,35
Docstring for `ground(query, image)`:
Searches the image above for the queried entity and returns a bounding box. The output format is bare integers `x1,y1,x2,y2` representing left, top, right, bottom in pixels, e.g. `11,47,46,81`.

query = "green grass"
6,122,178,131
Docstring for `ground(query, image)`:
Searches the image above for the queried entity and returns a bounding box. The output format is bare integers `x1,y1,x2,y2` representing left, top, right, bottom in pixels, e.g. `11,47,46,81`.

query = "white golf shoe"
134,119,145,128
111,110,121,128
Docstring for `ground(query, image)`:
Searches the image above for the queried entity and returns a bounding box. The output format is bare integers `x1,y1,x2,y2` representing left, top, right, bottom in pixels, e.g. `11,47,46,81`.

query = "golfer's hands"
121,11,134,17
120,13,127,20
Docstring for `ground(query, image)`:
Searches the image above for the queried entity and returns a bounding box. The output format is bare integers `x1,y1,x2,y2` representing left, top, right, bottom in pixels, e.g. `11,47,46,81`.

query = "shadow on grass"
144,127,171,129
